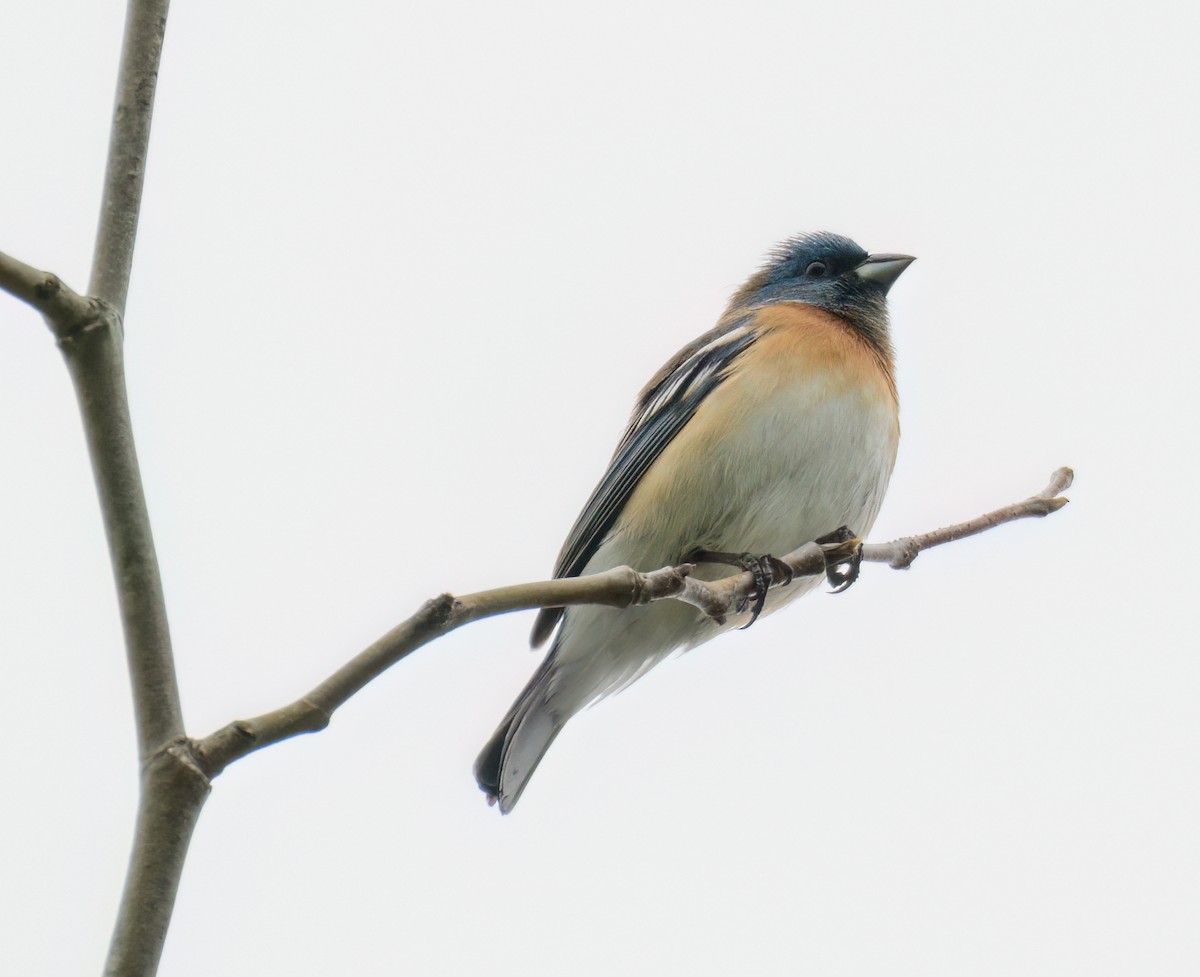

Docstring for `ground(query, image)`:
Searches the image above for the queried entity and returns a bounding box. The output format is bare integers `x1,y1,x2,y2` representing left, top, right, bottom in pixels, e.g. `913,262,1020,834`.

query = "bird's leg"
814,526,863,593
686,549,794,628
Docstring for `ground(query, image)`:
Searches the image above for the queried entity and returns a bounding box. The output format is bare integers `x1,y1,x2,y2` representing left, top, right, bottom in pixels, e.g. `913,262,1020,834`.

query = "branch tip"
1042,466,1074,498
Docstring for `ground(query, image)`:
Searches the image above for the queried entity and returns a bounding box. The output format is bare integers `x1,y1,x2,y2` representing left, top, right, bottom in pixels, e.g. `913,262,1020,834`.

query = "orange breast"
737,302,897,406
616,302,900,552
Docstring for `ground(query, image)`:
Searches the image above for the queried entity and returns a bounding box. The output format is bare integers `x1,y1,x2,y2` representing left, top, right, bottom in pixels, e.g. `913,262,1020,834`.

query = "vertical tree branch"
1,9,188,975
56,3,201,976
103,748,209,977
90,0,170,315
67,0,179,761
60,317,183,756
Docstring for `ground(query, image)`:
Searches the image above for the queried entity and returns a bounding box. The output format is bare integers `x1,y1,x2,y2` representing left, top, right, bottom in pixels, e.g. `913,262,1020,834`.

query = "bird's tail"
474,658,563,814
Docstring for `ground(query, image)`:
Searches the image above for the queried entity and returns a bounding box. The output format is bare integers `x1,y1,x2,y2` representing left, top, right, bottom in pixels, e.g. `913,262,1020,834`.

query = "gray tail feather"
475,658,563,814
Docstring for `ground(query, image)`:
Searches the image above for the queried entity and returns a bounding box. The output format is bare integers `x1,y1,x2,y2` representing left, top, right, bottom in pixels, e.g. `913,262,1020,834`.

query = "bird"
475,232,913,812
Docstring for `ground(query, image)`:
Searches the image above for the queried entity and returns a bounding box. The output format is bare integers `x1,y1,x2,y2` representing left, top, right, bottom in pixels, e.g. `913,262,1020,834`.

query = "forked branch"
0,0,1073,973
0,250,101,338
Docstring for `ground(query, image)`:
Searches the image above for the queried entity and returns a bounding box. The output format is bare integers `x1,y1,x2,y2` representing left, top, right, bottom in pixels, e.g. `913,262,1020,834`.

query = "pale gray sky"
3,1,1198,975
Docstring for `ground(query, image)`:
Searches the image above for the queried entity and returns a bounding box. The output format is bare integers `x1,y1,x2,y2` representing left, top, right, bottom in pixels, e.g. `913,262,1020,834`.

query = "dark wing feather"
530,315,759,646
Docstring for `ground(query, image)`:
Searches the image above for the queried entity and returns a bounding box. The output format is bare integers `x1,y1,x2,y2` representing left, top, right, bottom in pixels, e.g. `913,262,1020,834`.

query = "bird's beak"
853,253,916,293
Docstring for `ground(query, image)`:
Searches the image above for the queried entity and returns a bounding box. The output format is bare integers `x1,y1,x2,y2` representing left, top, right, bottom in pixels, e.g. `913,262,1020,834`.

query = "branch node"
0,250,105,338
681,575,736,624
298,698,332,731
888,538,920,568
54,299,120,349
164,740,211,789
632,564,694,607
431,593,455,618
138,738,212,794
33,273,62,302
624,566,647,607
427,592,460,628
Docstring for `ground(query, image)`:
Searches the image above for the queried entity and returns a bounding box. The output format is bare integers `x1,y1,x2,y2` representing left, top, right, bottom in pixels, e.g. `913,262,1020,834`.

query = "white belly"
546,367,899,712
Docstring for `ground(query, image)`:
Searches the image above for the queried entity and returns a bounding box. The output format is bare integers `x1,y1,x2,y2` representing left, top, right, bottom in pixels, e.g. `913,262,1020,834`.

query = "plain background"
3,1,1198,974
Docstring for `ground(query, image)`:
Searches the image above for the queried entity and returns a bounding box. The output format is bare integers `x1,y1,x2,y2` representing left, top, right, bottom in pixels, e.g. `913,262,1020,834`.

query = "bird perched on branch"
476,232,913,812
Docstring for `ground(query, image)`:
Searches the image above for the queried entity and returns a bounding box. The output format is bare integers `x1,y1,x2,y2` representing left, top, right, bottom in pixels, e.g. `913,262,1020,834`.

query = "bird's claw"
687,549,794,629
815,526,863,593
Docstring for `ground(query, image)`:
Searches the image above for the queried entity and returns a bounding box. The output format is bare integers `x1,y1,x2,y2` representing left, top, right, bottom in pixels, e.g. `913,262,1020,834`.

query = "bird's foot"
814,526,863,593
687,550,794,629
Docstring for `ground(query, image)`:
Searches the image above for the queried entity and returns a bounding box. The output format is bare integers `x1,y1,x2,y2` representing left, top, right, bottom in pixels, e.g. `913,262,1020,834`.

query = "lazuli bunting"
476,232,914,812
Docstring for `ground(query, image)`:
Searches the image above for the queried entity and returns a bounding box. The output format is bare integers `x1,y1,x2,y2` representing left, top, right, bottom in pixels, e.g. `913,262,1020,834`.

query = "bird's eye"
805,260,828,278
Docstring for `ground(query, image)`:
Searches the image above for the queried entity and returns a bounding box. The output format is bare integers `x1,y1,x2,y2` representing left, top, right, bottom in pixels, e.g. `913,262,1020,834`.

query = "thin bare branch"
863,466,1073,568
0,250,99,338
195,467,1072,777
195,567,692,775
89,0,170,313
62,323,182,756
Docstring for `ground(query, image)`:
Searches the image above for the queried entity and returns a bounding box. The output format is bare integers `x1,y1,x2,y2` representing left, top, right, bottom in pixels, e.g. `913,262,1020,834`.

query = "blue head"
729,232,914,350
